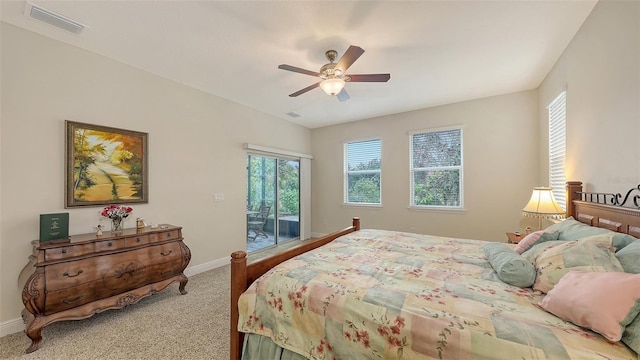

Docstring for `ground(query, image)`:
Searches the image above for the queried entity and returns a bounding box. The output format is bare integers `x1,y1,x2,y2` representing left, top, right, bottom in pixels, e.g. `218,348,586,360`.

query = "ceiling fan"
278,45,391,102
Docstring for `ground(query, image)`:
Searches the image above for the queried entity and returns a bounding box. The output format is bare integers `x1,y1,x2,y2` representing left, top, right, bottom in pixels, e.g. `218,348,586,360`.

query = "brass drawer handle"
136,237,141,243
160,250,173,256
166,232,172,238
62,295,84,304
63,270,84,278
108,241,113,247
61,249,68,254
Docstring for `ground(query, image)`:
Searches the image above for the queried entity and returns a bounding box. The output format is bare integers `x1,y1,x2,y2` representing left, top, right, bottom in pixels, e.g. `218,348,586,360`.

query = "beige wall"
538,0,640,193
310,90,540,241
0,23,310,325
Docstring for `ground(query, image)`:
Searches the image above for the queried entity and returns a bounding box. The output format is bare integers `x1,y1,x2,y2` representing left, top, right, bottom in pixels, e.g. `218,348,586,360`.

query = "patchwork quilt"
238,229,636,359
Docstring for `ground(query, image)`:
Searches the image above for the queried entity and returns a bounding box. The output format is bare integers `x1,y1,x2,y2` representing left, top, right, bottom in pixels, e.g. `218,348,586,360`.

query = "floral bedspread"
238,229,636,360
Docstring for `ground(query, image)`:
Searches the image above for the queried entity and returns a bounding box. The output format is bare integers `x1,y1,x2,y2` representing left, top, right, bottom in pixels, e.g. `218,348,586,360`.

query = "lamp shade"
522,187,565,229
319,78,345,96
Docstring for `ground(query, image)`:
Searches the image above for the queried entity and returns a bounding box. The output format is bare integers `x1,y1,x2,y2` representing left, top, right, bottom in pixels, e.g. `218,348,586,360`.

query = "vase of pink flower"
101,205,133,233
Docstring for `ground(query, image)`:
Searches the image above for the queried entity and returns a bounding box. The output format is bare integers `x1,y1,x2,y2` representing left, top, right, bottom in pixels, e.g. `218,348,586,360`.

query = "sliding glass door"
246,154,299,252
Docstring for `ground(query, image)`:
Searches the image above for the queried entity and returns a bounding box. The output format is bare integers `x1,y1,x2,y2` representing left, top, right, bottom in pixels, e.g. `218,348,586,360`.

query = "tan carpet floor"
0,265,230,360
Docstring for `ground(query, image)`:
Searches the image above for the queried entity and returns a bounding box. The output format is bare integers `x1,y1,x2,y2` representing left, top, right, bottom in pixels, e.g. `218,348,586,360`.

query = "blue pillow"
613,233,639,252
545,217,637,252
483,243,536,288
545,217,611,240
616,240,640,274
622,312,640,355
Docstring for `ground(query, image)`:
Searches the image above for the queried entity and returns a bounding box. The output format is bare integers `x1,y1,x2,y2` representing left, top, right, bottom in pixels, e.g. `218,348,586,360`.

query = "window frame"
243,143,312,241
343,138,382,206
409,125,464,210
548,91,567,211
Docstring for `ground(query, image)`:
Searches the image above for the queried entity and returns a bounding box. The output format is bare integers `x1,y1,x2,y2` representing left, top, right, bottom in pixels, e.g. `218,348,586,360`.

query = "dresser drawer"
44,238,124,262
46,256,111,290
102,259,183,293
44,276,141,315
150,229,181,243
148,242,183,263
125,234,150,247
45,243,94,262
95,238,124,252
44,280,101,315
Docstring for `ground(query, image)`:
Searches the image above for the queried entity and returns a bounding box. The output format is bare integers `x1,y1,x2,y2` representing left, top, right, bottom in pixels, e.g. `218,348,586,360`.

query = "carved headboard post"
566,181,583,218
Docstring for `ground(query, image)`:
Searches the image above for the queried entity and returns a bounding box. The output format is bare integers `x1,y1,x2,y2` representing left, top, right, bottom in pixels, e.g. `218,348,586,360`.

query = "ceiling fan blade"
335,45,365,73
289,82,320,97
278,64,320,77
347,74,391,82
336,88,350,102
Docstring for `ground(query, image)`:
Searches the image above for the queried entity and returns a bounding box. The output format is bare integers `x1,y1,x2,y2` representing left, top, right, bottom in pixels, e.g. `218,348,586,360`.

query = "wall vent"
286,112,302,118
25,2,86,34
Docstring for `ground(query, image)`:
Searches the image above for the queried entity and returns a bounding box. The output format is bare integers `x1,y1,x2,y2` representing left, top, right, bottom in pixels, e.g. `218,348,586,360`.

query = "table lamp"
522,187,565,230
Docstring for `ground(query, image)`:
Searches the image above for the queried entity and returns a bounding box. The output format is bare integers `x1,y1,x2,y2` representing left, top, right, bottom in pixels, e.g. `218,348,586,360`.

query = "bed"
230,181,640,359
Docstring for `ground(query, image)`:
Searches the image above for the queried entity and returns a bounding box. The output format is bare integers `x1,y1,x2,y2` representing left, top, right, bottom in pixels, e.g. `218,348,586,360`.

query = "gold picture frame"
65,121,148,208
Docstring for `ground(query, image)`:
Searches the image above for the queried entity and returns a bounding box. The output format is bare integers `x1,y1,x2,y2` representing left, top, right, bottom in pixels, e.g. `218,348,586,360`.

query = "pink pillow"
514,231,543,254
538,270,640,342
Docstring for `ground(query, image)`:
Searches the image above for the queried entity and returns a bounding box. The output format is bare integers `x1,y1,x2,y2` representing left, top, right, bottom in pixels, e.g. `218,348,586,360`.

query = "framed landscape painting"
65,121,148,208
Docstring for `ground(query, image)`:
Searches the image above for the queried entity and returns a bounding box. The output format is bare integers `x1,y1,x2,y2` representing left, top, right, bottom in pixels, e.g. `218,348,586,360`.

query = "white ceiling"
1,1,597,129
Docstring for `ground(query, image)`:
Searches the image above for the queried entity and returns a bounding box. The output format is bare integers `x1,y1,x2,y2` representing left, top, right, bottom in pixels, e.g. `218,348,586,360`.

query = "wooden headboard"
566,181,640,238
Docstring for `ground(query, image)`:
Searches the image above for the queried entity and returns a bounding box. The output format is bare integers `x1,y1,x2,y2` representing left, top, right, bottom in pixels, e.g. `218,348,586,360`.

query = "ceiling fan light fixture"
320,78,345,96
279,45,389,100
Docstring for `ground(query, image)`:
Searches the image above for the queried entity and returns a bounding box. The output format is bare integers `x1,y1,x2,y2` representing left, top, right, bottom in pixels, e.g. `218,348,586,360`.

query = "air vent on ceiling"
24,2,86,34
286,112,302,118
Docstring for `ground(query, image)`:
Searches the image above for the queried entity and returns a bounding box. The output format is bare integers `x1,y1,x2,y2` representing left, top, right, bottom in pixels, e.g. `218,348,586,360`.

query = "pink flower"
101,205,134,220
377,326,389,336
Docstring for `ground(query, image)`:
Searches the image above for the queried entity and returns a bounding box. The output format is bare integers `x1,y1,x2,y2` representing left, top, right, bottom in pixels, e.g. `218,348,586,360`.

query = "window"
344,139,382,204
243,143,311,246
410,127,463,208
548,91,567,210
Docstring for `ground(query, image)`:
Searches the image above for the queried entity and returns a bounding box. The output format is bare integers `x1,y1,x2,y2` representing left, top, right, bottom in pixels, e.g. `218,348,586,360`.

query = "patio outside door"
246,154,300,253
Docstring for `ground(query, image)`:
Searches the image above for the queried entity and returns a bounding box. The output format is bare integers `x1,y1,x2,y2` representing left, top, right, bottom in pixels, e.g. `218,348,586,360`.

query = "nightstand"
506,232,525,244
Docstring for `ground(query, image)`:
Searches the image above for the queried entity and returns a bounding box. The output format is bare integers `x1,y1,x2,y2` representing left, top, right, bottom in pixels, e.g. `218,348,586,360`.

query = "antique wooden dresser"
18,224,190,353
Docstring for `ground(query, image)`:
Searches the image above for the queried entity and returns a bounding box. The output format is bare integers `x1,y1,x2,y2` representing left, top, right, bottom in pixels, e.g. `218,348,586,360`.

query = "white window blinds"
344,139,382,204
410,127,463,208
548,91,567,210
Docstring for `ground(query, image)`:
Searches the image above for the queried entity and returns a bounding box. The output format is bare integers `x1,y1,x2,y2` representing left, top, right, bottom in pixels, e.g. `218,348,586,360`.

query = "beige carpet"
0,265,230,360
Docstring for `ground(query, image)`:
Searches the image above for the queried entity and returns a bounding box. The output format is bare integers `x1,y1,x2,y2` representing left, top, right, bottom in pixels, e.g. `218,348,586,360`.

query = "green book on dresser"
39,213,69,242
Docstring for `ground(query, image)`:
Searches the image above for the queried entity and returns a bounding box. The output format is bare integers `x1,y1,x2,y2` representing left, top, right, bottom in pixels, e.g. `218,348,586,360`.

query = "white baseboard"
1,317,24,337
311,232,327,238
184,256,228,277
1,257,228,338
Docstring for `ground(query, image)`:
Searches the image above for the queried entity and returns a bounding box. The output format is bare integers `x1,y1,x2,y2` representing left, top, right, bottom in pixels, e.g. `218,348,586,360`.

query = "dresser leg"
179,275,188,295
24,321,43,353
